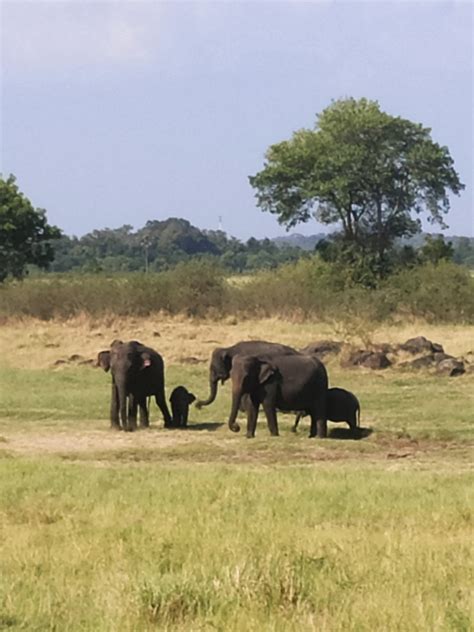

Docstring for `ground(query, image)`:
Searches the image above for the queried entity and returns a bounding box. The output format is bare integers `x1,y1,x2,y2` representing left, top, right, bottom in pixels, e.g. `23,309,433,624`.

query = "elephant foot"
110,423,122,431
246,433,255,439
230,424,241,433
290,426,297,433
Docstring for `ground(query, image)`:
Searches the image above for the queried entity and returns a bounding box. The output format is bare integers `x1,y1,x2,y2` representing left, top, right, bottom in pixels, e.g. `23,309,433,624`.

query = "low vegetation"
0,317,472,630
1,258,473,323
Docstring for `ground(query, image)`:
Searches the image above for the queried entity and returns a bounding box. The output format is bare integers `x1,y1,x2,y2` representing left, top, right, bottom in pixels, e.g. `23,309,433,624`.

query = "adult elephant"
227,353,328,438
196,340,298,409
97,340,172,431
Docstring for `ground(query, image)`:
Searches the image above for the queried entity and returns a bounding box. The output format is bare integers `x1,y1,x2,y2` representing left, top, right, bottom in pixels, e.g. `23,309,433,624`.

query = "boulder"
301,340,342,358
436,359,465,377
341,349,391,370
399,336,444,354
401,354,436,369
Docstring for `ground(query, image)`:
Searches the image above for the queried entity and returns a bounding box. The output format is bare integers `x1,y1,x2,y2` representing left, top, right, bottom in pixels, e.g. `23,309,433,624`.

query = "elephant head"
196,347,233,408
227,355,278,433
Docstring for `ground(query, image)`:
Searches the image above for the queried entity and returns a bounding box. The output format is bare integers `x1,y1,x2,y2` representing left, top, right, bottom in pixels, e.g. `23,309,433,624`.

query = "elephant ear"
140,352,152,369
97,351,111,372
258,361,276,384
213,348,232,379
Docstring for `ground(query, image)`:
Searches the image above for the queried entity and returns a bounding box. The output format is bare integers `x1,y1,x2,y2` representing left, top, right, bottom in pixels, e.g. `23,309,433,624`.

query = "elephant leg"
309,414,327,438
348,416,358,439
291,413,302,433
138,397,149,428
246,395,259,438
156,391,173,428
262,400,279,436
110,383,121,430
182,406,188,428
127,396,138,432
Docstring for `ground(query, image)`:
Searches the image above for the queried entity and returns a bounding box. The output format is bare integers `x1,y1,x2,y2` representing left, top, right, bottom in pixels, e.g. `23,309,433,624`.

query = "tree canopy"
249,98,464,278
0,175,61,282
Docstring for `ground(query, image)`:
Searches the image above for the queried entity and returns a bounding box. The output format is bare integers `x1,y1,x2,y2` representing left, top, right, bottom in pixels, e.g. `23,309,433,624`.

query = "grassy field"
0,316,473,631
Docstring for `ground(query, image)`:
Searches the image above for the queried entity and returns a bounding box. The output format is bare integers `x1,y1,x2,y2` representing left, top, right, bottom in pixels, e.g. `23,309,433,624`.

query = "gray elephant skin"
227,354,328,438
97,340,172,431
196,340,298,409
292,387,360,436
169,386,196,428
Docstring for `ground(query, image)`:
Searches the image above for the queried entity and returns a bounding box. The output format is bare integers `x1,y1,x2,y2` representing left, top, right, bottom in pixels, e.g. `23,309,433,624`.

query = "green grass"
0,459,472,631
0,362,473,630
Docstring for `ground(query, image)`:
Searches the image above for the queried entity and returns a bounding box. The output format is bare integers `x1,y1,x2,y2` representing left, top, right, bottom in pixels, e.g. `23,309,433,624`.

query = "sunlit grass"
0,317,472,630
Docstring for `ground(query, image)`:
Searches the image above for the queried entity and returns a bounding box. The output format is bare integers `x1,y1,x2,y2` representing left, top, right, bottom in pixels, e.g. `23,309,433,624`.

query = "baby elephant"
169,386,196,428
293,387,360,436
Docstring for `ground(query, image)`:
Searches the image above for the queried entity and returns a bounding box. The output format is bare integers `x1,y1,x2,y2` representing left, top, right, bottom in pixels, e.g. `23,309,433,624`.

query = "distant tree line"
48,218,307,274
48,218,473,275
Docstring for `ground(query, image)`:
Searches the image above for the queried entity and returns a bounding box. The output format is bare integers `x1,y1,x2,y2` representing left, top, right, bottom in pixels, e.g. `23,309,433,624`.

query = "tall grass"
0,459,471,631
1,258,473,323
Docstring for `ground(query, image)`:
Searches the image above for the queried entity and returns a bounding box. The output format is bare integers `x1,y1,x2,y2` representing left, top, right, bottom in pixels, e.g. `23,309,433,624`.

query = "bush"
0,261,228,320
0,257,472,324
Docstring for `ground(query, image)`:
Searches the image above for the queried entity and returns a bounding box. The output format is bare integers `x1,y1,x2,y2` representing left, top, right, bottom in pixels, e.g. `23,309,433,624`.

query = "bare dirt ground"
1,424,471,472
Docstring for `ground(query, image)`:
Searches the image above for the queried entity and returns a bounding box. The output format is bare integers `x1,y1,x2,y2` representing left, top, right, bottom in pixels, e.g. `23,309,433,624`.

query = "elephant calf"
292,387,360,436
169,386,196,428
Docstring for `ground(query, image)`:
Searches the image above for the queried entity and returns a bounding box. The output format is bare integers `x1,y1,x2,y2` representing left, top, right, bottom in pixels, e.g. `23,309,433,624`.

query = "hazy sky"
1,1,473,239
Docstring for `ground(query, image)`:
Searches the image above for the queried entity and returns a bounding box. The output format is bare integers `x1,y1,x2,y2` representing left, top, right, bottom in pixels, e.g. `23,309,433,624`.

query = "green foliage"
0,262,228,319
49,218,307,274
419,234,454,264
0,174,61,282
1,256,473,323
250,97,464,278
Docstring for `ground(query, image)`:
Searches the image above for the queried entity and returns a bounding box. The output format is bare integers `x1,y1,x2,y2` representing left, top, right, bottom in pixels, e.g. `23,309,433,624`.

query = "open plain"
0,316,472,631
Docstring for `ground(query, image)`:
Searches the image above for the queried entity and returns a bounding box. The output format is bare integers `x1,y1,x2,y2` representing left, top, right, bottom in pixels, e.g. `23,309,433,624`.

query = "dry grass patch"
2,315,473,370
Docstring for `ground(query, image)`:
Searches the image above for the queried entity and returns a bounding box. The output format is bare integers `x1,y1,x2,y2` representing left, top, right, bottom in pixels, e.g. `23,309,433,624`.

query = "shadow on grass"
185,422,224,432
328,426,373,440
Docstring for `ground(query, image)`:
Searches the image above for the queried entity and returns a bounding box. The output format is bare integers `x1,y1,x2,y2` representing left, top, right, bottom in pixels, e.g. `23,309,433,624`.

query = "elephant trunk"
196,378,218,409
115,379,128,430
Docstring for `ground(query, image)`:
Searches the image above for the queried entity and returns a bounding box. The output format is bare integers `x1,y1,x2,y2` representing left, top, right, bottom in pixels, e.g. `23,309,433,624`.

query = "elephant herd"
97,339,361,438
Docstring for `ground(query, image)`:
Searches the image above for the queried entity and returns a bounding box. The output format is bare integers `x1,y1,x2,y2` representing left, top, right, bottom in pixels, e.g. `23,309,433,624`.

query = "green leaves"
0,175,61,282
250,98,464,279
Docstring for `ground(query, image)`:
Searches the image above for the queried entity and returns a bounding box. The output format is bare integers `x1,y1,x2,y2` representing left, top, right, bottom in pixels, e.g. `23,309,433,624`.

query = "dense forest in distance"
48,217,474,274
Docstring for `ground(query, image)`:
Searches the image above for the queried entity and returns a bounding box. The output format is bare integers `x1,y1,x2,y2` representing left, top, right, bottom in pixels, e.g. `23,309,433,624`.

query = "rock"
361,352,391,369
53,359,67,366
78,359,95,366
341,349,391,370
152,331,161,337
399,336,444,354
400,354,436,369
301,340,342,358
68,354,84,362
436,359,465,377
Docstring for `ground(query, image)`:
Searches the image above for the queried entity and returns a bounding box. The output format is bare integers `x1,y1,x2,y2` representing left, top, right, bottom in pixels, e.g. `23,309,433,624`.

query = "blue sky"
1,1,472,239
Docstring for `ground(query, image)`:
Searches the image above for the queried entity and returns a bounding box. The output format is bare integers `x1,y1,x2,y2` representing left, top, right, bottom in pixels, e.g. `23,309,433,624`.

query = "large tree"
249,98,464,276
0,175,61,282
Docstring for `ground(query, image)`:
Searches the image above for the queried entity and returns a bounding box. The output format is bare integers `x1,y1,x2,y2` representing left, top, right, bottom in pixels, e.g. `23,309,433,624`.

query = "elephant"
97,339,172,431
169,386,196,428
292,387,360,436
196,340,298,409
227,353,328,438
